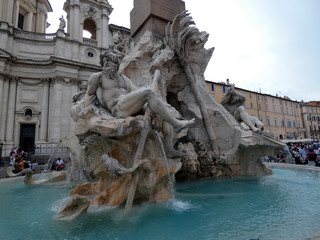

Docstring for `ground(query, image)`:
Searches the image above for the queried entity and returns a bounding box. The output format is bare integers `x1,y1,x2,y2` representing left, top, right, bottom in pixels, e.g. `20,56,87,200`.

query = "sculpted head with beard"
100,50,120,78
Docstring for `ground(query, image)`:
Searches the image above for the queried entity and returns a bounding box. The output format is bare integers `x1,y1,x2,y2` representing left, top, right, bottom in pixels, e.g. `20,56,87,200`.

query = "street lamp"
310,114,315,142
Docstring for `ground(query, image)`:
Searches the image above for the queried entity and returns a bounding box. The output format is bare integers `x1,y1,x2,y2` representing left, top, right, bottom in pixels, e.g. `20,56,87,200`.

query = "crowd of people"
8,147,40,173
267,142,320,167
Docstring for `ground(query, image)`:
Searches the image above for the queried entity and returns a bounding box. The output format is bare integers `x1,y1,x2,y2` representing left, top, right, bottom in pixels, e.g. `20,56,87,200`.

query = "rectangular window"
249,93,252,99
267,118,271,126
265,96,268,102
311,108,314,113
293,121,296,128
274,118,278,127
258,103,261,110
18,13,24,30
259,115,263,123
281,119,285,127
222,85,227,93
250,102,253,108
273,106,275,112
210,83,215,91
287,120,292,128
266,104,269,111
261,96,263,101
257,95,260,101
286,108,288,114
272,98,274,103
298,121,301,128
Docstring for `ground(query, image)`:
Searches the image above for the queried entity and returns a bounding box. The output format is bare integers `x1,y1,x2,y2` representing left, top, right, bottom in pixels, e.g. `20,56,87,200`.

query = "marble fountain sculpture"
28,11,283,221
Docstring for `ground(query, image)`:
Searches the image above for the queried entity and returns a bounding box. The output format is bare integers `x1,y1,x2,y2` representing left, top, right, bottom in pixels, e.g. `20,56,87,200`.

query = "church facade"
0,0,130,156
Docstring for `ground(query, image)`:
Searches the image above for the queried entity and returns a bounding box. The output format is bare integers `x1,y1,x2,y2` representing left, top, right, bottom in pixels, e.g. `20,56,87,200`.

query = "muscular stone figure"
221,85,262,132
84,49,195,135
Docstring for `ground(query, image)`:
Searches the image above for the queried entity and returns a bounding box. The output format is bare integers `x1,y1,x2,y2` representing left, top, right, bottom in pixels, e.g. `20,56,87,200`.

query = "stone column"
36,8,46,33
26,12,33,31
49,76,63,142
39,78,50,142
5,77,17,144
101,10,109,48
70,0,80,41
0,75,9,142
14,1,19,27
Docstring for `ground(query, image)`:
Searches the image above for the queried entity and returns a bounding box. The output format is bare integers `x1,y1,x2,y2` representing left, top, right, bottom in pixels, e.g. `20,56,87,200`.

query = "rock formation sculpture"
54,10,284,220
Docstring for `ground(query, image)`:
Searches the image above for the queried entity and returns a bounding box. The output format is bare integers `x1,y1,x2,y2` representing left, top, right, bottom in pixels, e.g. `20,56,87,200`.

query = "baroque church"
0,0,131,157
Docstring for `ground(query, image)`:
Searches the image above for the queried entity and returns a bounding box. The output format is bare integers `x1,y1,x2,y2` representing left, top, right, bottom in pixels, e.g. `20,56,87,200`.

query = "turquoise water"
0,168,320,240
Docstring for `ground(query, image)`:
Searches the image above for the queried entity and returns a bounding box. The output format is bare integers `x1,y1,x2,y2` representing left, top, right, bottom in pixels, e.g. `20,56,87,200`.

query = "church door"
19,124,35,154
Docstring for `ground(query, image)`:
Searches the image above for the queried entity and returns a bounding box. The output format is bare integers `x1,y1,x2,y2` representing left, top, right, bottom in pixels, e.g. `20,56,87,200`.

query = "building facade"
206,80,309,140
0,0,130,156
300,101,320,141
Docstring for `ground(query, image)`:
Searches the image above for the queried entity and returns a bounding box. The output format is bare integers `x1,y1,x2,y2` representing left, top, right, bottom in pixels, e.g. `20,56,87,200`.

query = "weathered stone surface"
57,12,284,221
55,195,90,221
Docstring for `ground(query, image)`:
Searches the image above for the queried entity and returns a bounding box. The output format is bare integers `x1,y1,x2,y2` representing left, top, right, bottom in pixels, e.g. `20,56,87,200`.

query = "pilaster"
101,9,109,48
0,75,9,142
49,76,64,142
39,78,50,142
5,77,18,144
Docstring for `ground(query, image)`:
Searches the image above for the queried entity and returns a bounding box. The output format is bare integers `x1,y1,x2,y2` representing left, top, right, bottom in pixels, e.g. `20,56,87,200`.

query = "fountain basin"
0,167,319,240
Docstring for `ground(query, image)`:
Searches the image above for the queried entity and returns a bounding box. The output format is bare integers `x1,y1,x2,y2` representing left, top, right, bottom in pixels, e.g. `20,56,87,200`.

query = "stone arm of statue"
83,72,101,107
120,74,137,93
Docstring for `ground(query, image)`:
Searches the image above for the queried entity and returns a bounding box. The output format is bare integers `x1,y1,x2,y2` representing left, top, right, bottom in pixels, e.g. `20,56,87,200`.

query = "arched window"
83,18,96,39
25,108,33,119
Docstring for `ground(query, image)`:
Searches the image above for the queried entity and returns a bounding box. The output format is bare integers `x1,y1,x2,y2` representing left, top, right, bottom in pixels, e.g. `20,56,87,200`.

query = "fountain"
4,10,286,225
42,11,283,220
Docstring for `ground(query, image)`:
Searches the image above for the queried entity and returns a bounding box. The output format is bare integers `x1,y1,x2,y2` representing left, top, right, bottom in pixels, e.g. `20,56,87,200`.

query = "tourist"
55,157,64,171
292,147,301,164
31,160,38,172
299,145,307,165
13,160,21,173
19,158,25,171
9,153,16,166
306,149,317,166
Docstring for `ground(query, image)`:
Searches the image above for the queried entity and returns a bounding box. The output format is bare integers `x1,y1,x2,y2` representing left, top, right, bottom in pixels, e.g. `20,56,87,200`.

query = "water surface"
0,168,319,240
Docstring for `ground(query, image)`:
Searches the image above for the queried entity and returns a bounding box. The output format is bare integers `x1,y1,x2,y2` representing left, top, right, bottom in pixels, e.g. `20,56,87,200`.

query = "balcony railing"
14,29,56,41
83,37,97,46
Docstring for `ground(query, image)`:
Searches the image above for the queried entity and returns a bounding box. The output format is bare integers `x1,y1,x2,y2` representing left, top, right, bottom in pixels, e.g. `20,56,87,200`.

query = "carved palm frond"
164,11,219,158
165,11,199,62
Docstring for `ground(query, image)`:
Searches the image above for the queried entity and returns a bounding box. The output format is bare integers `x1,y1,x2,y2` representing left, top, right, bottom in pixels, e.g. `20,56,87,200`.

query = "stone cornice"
41,78,51,85
51,76,65,85
51,76,80,86
20,79,43,86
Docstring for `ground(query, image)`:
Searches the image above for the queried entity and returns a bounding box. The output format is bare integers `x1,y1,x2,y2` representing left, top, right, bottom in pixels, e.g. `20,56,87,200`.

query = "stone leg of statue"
162,121,186,158
238,107,259,132
113,87,195,133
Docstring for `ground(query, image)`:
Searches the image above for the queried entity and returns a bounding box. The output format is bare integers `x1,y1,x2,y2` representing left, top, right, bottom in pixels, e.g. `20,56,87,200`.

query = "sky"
47,0,320,102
